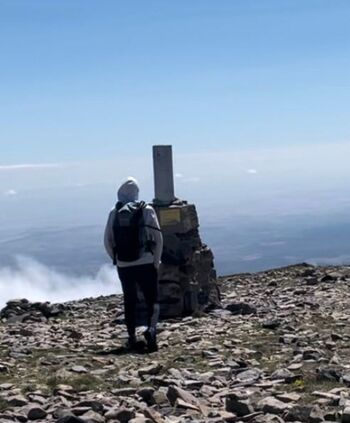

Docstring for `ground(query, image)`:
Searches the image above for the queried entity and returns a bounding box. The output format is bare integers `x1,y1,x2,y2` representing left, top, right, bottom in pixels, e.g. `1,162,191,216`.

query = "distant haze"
1,144,350,306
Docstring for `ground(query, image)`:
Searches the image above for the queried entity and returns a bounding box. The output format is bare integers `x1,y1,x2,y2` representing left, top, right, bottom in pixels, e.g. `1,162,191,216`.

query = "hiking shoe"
144,328,158,352
124,335,137,351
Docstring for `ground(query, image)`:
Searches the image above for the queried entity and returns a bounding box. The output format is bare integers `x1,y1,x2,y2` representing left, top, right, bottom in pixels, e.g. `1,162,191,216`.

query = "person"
104,177,163,352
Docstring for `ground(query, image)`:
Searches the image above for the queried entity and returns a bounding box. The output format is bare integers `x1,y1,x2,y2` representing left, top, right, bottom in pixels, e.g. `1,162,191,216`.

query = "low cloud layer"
307,255,350,266
0,256,120,310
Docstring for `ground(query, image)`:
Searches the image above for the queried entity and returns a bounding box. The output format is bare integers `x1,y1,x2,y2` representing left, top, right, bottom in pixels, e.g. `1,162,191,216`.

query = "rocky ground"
1,263,350,422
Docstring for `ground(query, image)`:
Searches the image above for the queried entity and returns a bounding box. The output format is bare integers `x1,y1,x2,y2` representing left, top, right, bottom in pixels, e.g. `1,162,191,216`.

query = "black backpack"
112,201,146,263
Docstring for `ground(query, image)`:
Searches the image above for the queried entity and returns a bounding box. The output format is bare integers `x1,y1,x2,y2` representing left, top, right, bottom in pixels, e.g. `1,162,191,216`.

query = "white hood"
117,177,139,203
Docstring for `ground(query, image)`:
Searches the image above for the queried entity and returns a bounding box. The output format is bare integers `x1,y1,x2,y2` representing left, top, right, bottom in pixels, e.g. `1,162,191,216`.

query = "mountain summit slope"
1,263,350,422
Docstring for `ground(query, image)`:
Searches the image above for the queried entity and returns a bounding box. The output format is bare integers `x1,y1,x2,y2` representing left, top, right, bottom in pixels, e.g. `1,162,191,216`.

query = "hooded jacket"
104,178,163,268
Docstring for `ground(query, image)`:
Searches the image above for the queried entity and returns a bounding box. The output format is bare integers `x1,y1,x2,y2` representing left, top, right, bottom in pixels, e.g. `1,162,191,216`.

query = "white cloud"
242,254,262,262
246,169,258,174
174,173,200,183
184,176,201,183
0,256,120,310
306,255,350,266
175,173,200,183
0,163,63,171
3,189,17,197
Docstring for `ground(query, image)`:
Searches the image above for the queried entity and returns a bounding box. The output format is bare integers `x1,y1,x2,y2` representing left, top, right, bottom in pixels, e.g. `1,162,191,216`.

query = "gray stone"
81,410,104,423
138,363,162,377
236,368,261,383
225,393,254,417
129,418,152,423
342,373,350,386
0,384,13,390
323,409,339,421
153,389,168,405
253,415,285,423
226,302,257,315
285,405,313,422
0,365,8,374
75,401,104,413
56,417,88,423
276,392,301,403
0,298,64,321
111,387,137,396
317,367,341,381
53,409,76,419
309,406,325,423
258,397,290,414
262,319,281,329
167,386,197,407
343,408,350,423
26,405,47,420
71,366,88,374
136,387,155,405
4,262,350,423
7,395,28,407
271,368,295,381
105,407,135,422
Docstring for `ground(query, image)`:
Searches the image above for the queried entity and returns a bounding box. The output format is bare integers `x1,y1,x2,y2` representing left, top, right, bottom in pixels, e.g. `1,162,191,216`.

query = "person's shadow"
96,340,150,356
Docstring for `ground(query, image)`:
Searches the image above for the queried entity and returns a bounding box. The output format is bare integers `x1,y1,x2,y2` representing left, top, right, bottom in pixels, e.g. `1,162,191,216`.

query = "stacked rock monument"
146,145,219,318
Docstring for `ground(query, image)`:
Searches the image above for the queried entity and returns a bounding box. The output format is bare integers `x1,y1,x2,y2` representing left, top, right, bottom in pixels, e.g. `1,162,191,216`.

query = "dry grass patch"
46,373,105,393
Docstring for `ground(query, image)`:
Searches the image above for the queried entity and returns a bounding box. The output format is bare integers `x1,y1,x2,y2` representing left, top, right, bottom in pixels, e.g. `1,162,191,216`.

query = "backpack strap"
144,224,162,232
112,201,128,265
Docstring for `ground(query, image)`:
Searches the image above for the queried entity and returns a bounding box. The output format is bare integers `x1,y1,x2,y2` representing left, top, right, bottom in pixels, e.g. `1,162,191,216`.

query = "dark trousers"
117,263,159,337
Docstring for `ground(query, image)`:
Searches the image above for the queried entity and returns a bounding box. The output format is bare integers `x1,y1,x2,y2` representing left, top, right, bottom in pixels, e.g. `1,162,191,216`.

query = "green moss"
21,383,38,394
292,379,305,389
0,373,11,385
284,373,342,405
0,347,8,359
0,397,8,412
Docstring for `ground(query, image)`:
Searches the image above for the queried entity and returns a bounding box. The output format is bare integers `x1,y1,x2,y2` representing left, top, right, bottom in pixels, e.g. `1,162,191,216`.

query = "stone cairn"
141,146,219,319
153,200,218,317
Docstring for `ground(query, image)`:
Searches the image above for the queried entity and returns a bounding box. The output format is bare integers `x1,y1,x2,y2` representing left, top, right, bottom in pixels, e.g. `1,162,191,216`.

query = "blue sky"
1,0,350,164
2,1,350,301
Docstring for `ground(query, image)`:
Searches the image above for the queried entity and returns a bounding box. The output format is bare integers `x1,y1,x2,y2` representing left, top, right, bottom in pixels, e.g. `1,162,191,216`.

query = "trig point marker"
148,145,219,318
153,145,176,205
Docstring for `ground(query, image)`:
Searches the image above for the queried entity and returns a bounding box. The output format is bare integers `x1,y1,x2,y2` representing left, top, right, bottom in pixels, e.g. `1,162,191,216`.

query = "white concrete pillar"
153,145,176,205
